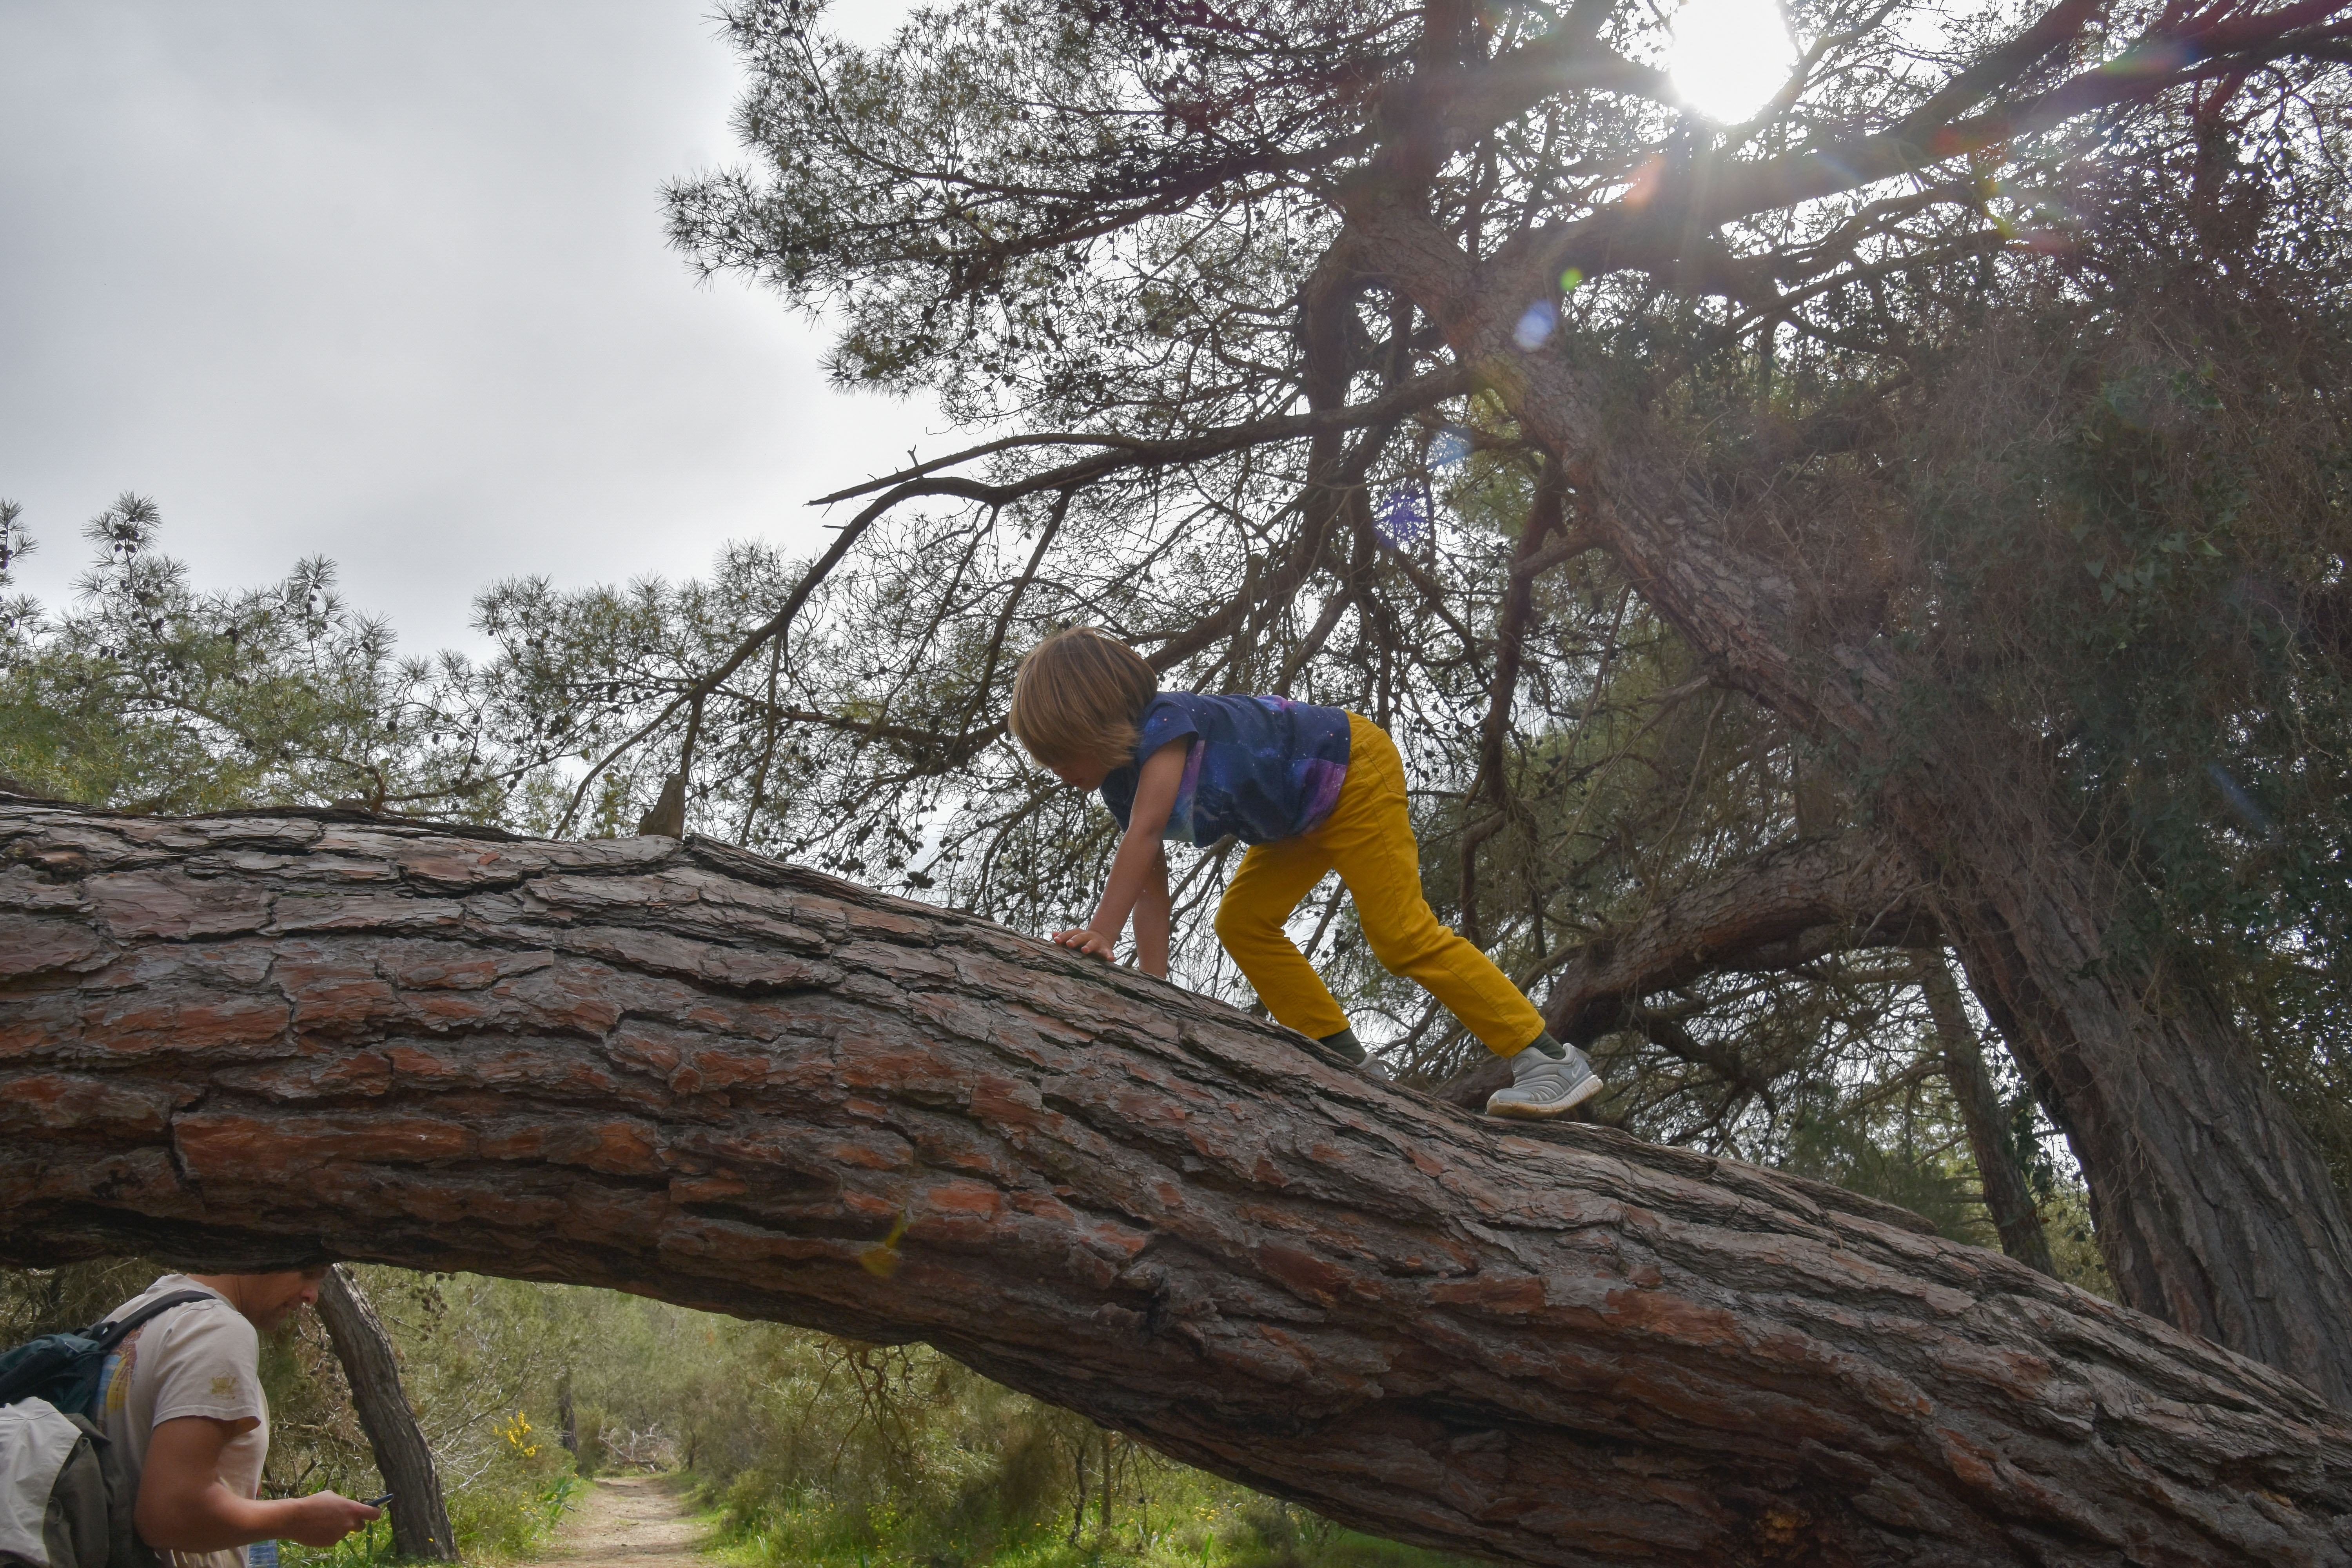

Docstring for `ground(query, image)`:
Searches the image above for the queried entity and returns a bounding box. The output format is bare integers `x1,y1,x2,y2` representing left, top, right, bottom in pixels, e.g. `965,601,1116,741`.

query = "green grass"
280,1472,584,1568
284,1461,1482,1568
703,1466,1486,1568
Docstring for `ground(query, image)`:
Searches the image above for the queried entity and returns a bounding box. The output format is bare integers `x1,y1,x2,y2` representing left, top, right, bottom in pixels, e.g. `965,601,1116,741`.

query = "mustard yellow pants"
1212,714,1547,1056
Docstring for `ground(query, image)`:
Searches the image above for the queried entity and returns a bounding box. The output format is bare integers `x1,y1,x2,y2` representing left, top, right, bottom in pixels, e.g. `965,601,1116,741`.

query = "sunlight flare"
1666,0,1796,123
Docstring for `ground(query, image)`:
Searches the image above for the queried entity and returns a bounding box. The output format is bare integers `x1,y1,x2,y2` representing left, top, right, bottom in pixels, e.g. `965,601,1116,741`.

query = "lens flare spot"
1430,426,1473,470
2103,36,2195,75
2207,762,2274,838
1376,487,1428,549
1513,300,1557,351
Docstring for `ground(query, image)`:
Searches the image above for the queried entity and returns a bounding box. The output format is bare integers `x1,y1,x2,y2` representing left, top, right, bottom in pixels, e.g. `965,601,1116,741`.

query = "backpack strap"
79,1290,218,1355
0,1290,223,1416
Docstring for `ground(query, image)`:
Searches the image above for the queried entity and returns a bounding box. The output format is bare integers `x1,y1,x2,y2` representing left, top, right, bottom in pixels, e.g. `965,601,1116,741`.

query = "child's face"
1043,752,1112,791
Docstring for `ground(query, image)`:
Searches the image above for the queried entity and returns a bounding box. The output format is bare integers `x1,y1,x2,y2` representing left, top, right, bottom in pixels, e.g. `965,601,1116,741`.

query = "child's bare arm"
1131,846,1172,977
1054,738,1187,963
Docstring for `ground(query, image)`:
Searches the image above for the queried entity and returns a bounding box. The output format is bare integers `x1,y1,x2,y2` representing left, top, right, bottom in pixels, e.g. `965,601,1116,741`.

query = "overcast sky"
0,2,921,655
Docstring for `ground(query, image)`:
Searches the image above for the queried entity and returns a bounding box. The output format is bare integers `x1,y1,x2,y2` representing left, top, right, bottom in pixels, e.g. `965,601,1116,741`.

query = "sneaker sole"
1483,1073,1606,1120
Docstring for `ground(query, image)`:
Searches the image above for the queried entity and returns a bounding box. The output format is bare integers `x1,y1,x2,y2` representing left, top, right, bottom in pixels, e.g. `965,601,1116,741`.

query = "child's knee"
1364,924,1440,977
1213,897,1267,949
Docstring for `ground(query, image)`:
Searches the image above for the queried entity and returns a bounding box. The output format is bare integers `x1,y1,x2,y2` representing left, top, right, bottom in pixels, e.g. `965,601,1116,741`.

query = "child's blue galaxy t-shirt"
1099,693,1352,846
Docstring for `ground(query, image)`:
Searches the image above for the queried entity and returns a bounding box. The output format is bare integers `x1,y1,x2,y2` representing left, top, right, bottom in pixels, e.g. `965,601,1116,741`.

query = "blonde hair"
1008,627,1157,768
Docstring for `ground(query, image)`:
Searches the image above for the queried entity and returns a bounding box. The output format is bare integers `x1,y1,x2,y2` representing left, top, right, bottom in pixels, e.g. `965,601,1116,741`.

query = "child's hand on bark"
1052,927,1116,960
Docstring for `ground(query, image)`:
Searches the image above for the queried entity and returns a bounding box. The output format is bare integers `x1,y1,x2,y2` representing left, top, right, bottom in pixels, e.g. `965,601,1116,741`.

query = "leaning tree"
612,0,2352,1407
5,0,2351,1428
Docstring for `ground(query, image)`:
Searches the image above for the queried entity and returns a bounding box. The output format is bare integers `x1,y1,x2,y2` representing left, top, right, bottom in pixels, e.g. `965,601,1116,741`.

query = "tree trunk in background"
1355,192,2352,1409
1918,953,2057,1278
1879,758,2352,1409
3,802,2348,1566
313,1265,457,1561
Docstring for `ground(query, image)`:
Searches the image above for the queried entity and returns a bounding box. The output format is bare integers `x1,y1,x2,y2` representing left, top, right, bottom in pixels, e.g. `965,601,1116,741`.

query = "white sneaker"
1485,1042,1604,1118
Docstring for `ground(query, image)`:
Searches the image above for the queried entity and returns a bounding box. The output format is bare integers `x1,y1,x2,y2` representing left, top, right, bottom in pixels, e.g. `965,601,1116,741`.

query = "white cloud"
0,0,927,655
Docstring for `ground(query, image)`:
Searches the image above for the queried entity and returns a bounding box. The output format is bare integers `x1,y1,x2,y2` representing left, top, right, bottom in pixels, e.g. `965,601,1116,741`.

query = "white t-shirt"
96,1276,270,1568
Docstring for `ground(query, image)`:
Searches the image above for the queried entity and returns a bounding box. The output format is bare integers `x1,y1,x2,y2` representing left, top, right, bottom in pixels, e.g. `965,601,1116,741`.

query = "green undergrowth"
279,1472,583,1568
702,1465,1481,1568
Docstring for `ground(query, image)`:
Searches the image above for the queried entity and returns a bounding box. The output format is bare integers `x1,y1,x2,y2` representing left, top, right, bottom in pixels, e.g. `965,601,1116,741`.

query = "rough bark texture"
313,1265,457,1560
1880,758,2352,1412
1919,955,2058,1278
2,801,2348,1566
1344,192,2352,1408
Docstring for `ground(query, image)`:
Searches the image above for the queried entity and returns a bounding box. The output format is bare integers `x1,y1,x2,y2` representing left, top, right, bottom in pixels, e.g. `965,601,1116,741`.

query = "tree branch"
1436,830,1936,1111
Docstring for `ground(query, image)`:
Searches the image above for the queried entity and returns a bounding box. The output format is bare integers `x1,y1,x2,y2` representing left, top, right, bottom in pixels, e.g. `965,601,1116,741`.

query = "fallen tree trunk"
1,800,2346,1567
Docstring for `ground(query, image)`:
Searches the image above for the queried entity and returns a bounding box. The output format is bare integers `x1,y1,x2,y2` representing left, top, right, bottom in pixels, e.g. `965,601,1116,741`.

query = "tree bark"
1343,194,2352,1408
1918,953,2058,1278
314,1264,458,1560
2,802,2348,1566
1880,755,2352,1409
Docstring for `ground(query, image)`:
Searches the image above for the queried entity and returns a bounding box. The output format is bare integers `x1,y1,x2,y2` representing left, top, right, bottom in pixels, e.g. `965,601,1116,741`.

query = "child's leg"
1214,836,1351,1041
1320,717,1548,1055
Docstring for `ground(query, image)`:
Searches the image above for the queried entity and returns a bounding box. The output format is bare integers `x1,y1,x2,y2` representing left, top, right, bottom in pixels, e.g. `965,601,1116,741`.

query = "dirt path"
533,1475,714,1568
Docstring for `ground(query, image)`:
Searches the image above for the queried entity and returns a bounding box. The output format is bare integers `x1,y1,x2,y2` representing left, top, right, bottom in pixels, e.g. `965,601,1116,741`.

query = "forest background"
4,0,2350,1558
2,1254,1455,1568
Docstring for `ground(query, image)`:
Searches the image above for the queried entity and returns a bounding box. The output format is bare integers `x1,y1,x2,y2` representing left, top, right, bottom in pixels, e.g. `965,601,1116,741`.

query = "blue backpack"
0,1290,212,1568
